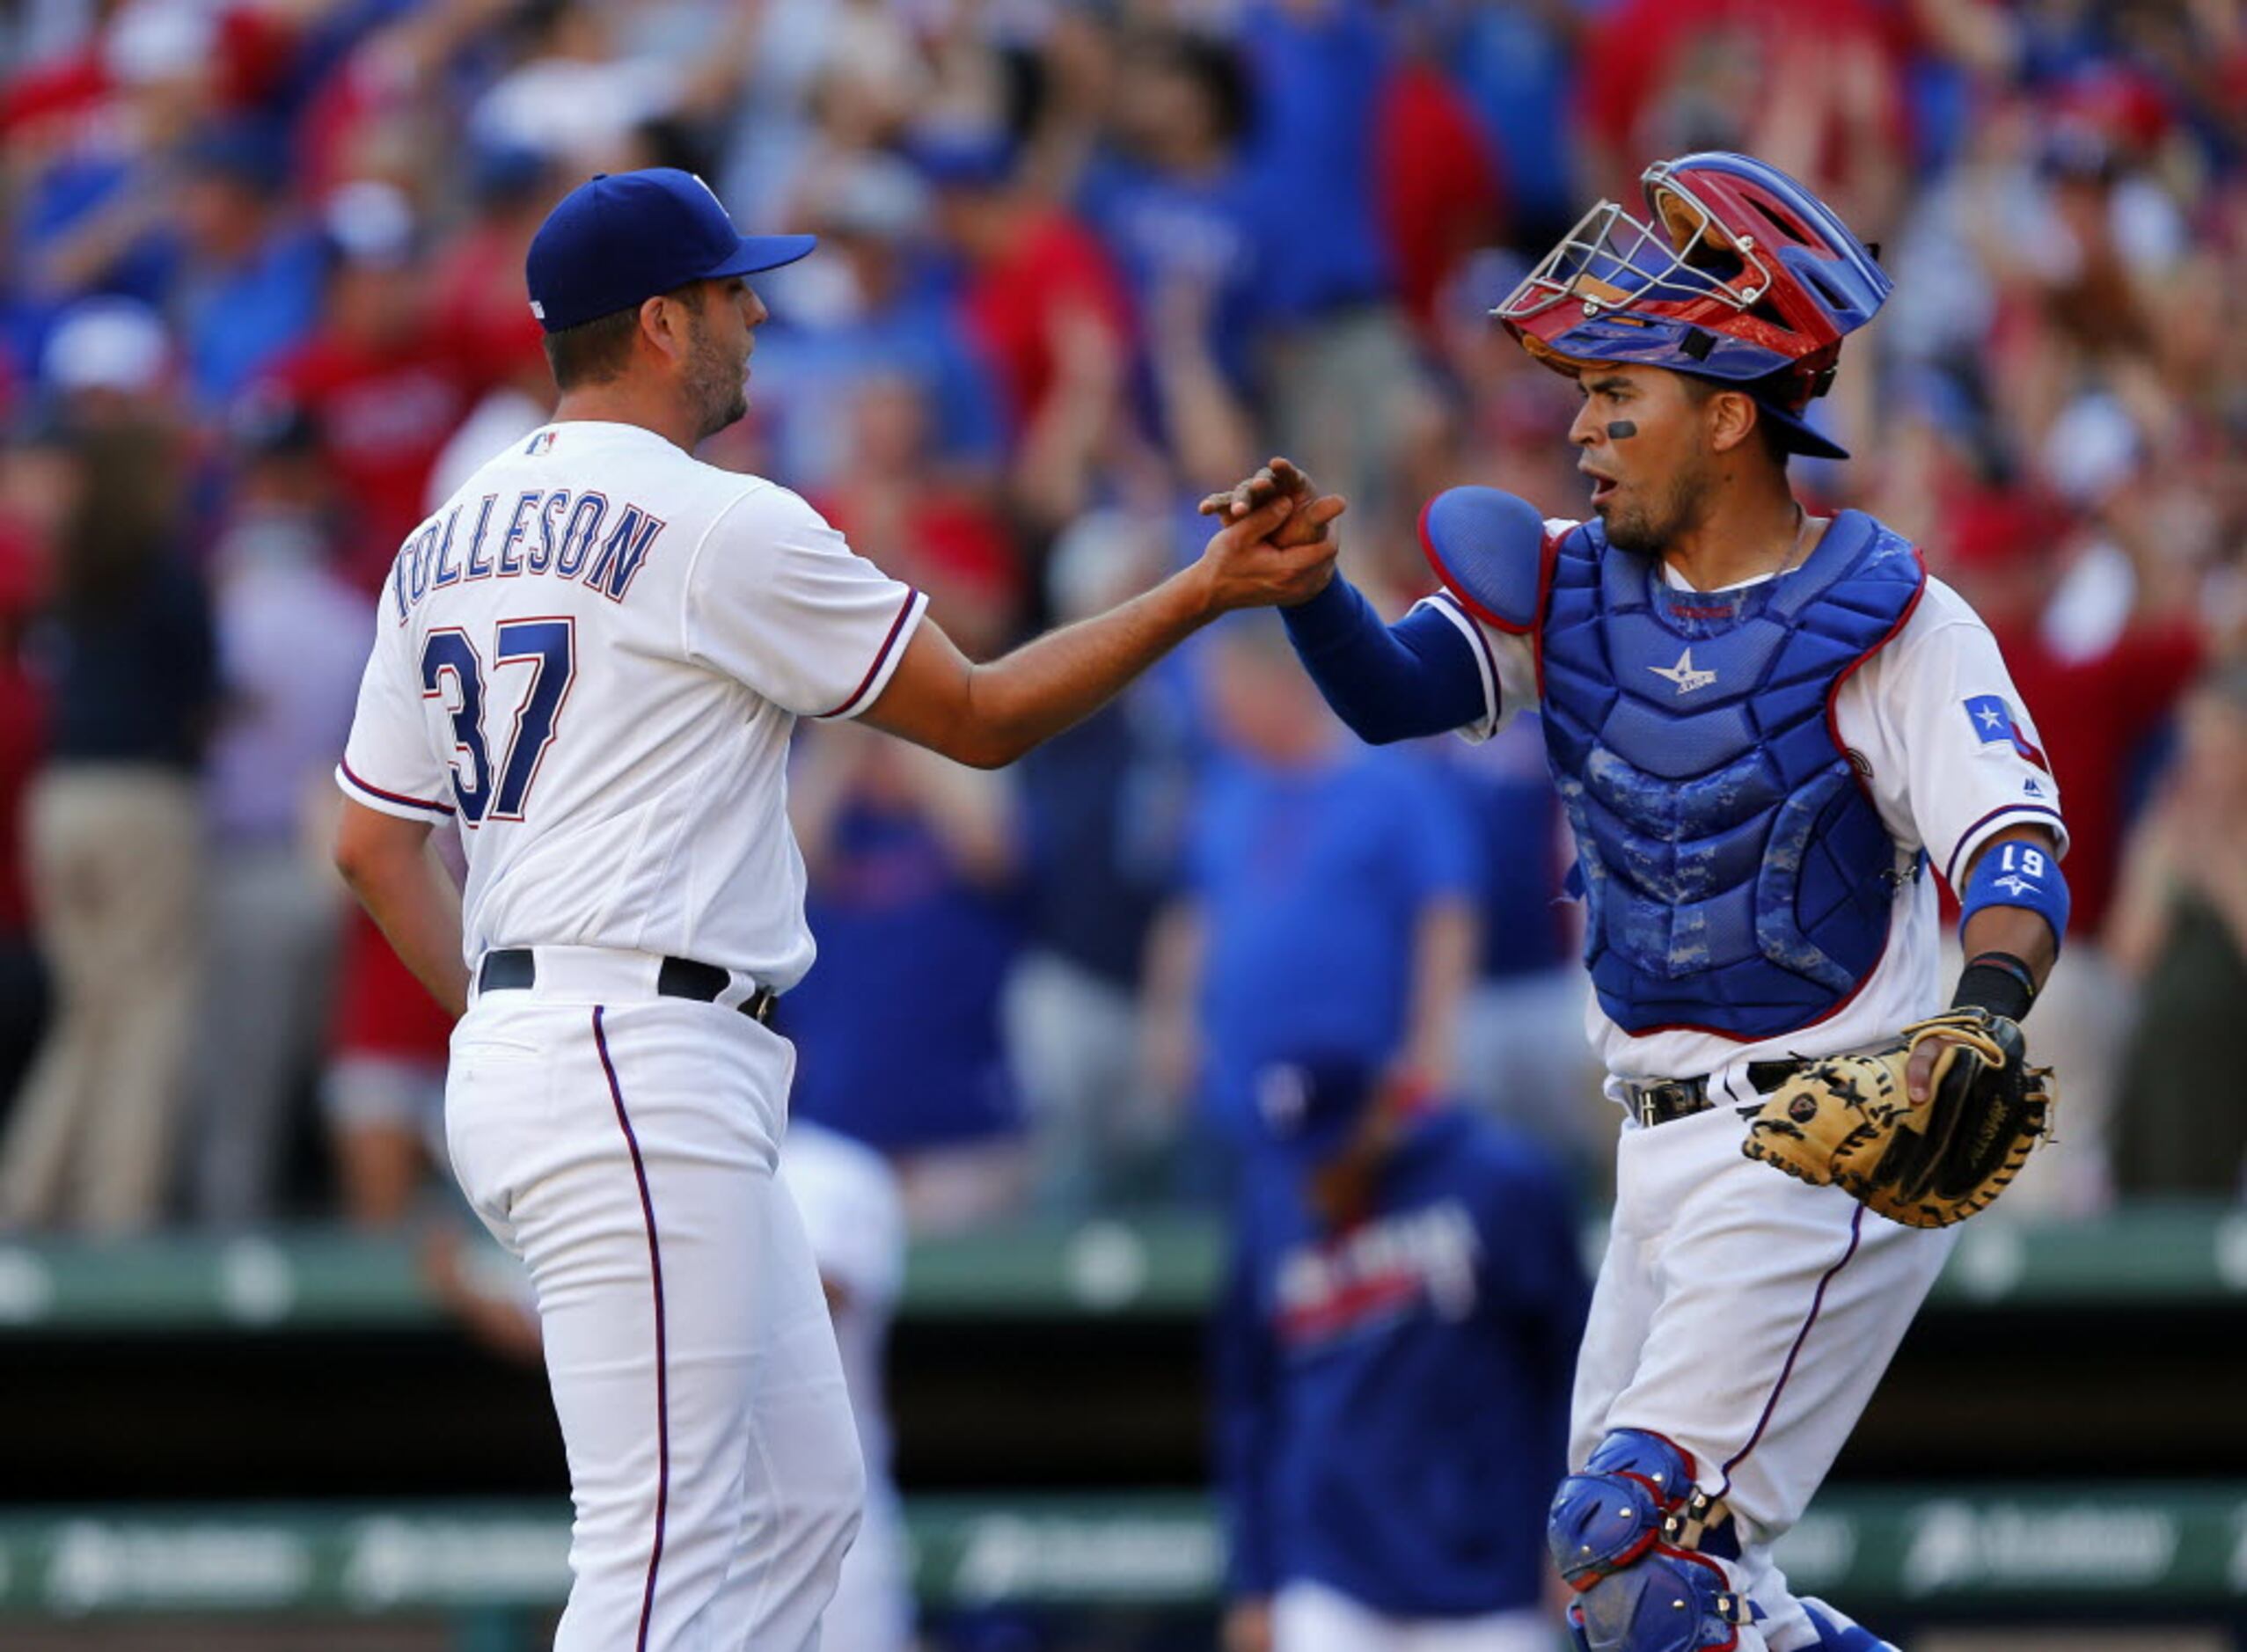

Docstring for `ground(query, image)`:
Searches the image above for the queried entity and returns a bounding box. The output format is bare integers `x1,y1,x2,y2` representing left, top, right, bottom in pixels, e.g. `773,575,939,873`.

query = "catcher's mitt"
1742,1009,2055,1227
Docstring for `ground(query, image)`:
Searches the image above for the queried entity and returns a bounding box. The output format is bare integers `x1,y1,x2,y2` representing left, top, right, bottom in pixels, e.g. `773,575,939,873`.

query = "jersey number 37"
421,618,576,826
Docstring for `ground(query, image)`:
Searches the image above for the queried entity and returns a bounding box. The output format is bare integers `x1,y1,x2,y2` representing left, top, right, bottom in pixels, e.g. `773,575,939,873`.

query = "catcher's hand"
1741,1009,2055,1227
1198,457,1344,552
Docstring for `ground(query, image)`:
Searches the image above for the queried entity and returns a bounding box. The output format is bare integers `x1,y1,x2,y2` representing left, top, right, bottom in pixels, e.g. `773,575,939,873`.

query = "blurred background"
0,0,2241,1647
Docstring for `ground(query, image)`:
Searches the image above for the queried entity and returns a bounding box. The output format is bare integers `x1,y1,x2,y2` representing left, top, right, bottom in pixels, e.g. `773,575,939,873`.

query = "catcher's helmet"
1494,152,1891,459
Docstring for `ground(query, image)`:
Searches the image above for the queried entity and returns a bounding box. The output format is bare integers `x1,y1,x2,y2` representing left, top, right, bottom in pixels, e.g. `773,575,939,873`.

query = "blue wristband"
1959,837,2070,953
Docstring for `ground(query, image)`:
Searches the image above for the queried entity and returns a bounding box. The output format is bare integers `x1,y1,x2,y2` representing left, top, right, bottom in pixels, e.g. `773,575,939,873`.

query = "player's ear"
1706,388,1760,457
637,292,689,364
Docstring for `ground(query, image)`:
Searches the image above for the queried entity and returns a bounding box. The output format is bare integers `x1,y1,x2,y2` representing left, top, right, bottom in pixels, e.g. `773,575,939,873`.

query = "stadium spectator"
182,396,365,1226
811,370,1022,661
1143,615,1480,1173
1436,720,1606,1188
751,150,1005,499
0,519,48,1118
916,125,1135,528
2107,662,2247,1199
1237,0,1431,531
1080,29,1265,398
1215,1051,1586,1652
1006,508,1194,1213
784,723,1028,1232
322,903,456,1229
0,413,216,1233
261,179,479,590
168,122,326,409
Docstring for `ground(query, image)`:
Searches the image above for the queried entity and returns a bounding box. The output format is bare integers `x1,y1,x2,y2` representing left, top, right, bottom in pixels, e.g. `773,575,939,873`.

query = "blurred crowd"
0,0,2240,1238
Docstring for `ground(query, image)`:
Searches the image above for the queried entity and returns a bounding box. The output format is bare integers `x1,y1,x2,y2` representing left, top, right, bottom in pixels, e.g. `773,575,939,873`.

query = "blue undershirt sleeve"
1279,574,1489,744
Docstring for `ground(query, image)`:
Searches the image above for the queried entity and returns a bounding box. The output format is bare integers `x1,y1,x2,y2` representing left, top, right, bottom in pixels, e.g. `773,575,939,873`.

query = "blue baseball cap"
525,169,816,334
1254,1055,1379,1167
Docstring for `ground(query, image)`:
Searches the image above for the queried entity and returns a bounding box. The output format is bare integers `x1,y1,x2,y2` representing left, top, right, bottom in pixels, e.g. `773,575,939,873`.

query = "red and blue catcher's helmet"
1494,152,1891,459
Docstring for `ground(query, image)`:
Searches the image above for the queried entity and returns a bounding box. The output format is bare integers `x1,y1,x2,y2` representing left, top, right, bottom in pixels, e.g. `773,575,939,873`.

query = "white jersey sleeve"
683,484,927,721
337,610,457,823
1838,575,2068,889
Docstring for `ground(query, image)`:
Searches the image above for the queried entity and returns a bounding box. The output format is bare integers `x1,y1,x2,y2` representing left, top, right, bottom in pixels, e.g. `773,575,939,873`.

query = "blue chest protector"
1424,491,1926,1040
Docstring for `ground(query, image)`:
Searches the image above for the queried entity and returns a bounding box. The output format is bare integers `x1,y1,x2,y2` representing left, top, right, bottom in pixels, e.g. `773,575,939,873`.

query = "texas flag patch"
1963,695,2049,771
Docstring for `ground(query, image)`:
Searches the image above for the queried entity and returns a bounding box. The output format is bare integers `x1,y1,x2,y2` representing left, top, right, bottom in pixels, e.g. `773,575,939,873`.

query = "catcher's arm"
1911,824,2061,1101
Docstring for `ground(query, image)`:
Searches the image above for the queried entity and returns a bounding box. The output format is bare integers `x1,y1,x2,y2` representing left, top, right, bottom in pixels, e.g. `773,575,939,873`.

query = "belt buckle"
1632,1082,1669,1129
1633,1078,1703,1128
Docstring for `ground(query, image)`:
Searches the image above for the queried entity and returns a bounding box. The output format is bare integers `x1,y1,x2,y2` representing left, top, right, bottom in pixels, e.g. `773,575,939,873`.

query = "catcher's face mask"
1495,152,1892,460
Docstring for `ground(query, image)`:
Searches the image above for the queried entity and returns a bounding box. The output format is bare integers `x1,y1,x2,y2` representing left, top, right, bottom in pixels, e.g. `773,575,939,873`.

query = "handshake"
1189,457,1350,614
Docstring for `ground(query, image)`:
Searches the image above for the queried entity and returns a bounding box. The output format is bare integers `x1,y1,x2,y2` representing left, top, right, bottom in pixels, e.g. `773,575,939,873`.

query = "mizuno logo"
1650,647,1718,694
1994,874,2038,898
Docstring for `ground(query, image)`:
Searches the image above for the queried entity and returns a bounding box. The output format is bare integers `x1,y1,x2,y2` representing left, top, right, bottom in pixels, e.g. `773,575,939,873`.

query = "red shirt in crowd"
266,325,479,589
1989,618,2204,936
329,909,455,1064
1576,0,1909,193
1374,57,1505,332
0,523,45,937
957,208,1133,431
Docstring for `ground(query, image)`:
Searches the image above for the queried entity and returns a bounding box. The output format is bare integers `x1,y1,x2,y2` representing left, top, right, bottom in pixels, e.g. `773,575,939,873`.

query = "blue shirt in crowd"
1189,747,1478,1141
1436,719,1572,983
173,224,326,408
1239,0,1394,321
1215,1110,1587,1616
1014,697,1186,990
1079,151,1269,392
783,802,1022,1152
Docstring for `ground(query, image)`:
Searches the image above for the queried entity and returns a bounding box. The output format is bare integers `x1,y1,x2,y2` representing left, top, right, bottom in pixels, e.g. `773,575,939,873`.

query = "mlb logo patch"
1963,694,2048,772
525,429,559,457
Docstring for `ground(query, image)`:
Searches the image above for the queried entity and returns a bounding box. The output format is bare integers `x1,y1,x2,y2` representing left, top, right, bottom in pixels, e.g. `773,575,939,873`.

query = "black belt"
1622,1061,1800,1129
477,948,779,1026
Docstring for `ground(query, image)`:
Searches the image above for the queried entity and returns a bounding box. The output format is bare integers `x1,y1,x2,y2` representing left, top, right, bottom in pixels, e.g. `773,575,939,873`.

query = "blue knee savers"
1549,1430,1756,1652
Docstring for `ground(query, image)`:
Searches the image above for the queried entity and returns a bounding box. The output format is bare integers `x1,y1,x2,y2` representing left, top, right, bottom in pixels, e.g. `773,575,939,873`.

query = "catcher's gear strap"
1958,837,2069,954
1550,1428,1744,1574
1418,486,1550,635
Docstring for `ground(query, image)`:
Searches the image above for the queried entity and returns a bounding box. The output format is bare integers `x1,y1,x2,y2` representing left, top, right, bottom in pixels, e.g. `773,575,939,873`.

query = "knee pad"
1549,1430,1753,1652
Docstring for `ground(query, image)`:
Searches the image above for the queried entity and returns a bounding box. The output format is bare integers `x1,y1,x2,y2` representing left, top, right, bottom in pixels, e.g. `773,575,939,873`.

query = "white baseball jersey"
336,419,927,989
1416,530,2068,1095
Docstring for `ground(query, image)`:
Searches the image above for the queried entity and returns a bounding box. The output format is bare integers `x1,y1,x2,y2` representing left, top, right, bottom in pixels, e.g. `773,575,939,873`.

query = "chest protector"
1537,509,1923,1039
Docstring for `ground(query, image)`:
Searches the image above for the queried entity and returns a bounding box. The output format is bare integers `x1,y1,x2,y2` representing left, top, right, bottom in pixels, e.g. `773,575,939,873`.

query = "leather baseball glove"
1742,1009,2055,1227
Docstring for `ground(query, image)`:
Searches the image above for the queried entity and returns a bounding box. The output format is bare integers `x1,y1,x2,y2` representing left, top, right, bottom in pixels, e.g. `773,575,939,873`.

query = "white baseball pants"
444,951,863,1652
1272,1581,1555,1652
1572,1103,1956,1651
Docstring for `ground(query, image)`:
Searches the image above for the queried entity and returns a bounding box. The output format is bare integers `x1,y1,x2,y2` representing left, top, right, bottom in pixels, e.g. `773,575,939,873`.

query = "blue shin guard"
1549,1430,1757,1652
